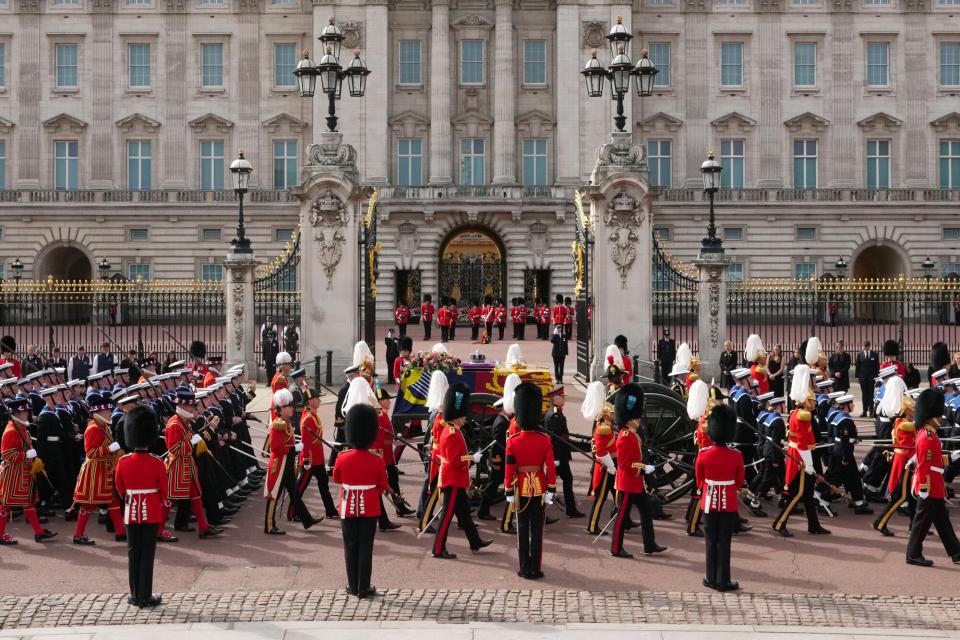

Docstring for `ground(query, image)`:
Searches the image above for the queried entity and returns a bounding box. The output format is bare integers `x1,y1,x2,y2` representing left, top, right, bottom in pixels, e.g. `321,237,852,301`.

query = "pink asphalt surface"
3,326,956,597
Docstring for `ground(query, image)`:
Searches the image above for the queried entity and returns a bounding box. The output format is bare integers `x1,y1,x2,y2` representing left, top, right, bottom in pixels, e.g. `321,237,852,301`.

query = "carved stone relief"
310,190,348,289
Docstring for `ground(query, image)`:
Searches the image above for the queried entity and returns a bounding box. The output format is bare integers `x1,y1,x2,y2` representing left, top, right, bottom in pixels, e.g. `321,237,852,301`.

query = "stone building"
1,0,959,321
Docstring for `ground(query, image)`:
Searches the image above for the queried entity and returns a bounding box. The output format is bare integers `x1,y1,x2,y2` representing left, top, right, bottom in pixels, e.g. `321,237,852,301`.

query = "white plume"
505,343,525,367
805,337,822,367
580,380,607,422
675,343,693,371
352,341,373,368
342,377,377,414
686,380,709,420
745,335,764,362
790,365,812,404
501,373,522,414
432,343,448,354
605,345,624,370
878,376,907,418
425,370,449,412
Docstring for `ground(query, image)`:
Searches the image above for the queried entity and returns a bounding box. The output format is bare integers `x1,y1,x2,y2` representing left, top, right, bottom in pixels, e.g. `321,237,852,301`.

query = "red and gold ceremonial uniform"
188,362,211,388
333,447,389,595
504,429,556,577
0,419,47,540
913,425,946,500
873,417,917,534
783,407,816,488
270,371,289,419
394,305,410,330
905,423,960,561
772,404,824,536
264,415,315,531
685,414,715,535
750,363,769,395
433,421,484,555
695,444,745,587
162,414,210,534
417,413,446,532
420,302,435,325
292,407,339,519
586,415,617,535
611,427,659,555
115,451,168,605
73,418,125,537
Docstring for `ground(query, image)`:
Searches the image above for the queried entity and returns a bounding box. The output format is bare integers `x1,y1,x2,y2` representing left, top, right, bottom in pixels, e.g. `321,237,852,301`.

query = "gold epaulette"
897,421,915,433
754,366,766,375
796,410,812,422
596,424,612,436
688,373,700,383
271,418,288,431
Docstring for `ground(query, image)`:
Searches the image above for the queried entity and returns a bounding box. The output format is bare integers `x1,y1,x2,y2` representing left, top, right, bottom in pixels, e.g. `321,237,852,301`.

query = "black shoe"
395,506,416,518
808,526,831,535
702,578,718,590
952,553,960,564
220,506,240,516
545,515,559,525
471,538,493,552
587,529,608,536
34,529,57,542
210,518,232,526
115,534,127,542
127,596,138,606
527,570,544,580
854,504,874,515
718,581,740,592
644,544,667,555
359,586,377,599
503,526,517,535
611,549,633,558
0,536,18,545
735,524,753,533
476,512,497,521
303,517,322,530
775,526,794,538
379,520,401,531
199,526,223,539
748,505,768,518
139,595,162,608
687,528,704,537
63,509,78,522
433,550,457,559
876,526,895,537
345,586,359,597
906,556,934,567
266,527,286,535
517,570,530,579
73,535,95,545
326,512,340,520
174,525,196,532
566,511,585,519
157,532,179,543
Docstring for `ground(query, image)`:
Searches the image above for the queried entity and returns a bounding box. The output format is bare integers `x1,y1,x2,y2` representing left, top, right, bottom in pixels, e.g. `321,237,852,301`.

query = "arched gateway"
437,226,506,307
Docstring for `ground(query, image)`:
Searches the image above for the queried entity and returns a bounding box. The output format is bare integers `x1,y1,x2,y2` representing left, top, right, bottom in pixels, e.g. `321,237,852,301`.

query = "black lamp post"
834,257,848,279
580,17,657,133
296,18,371,132
229,150,253,254
699,152,723,253
922,256,935,281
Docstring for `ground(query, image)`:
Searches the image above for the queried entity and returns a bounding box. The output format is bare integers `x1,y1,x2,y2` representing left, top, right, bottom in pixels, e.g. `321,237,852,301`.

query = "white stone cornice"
710,112,757,133
931,112,960,134
115,113,162,132
638,112,683,133
856,112,903,133
42,113,89,134
188,113,236,134
0,117,15,134
261,113,309,134
784,112,830,133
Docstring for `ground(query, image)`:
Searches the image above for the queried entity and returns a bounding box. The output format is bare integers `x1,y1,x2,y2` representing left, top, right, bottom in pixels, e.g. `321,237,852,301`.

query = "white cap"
835,394,855,406
273,388,293,408
877,365,897,380
275,352,292,366
731,368,752,380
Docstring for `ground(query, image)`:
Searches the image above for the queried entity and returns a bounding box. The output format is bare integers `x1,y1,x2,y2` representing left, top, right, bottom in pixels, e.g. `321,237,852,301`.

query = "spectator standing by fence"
91,342,115,375
68,346,91,380
21,345,43,376
828,341,851,392
260,315,279,382
719,341,737,390
855,341,880,418
283,316,300,365
46,347,67,371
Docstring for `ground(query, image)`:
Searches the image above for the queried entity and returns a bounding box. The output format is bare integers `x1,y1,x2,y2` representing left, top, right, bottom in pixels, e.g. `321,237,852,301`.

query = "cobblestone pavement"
2,589,960,631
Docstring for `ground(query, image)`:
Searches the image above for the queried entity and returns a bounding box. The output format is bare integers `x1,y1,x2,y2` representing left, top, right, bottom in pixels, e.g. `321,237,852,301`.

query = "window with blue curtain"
648,42,670,86
866,42,889,86
54,140,78,190
274,43,296,87
128,43,151,87
399,40,422,85
793,139,817,188
460,40,484,85
273,140,298,189
940,139,960,188
128,263,151,280
720,139,744,188
397,138,423,187
0,44,6,89
794,42,816,86
794,263,816,280
201,43,224,87
866,140,890,189
727,262,745,281
647,139,671,187
941,42,960,86
200,140,224,190
522,138,548,186
201,264,224,281
720,42,743,87
523,40,546,84
56,44,78,88
459,138,485,185
127,140,152,190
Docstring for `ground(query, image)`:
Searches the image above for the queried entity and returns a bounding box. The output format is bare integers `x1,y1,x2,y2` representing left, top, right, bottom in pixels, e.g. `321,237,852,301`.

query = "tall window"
794,42,816,86
0,43,5,89
127,0,152,5
941,42,960,86
127,140,152,190
459,138,485,185
272,140,298,189
866,42,889,87
866,140,890,189
274,43,296,88
55,44,78,89
648,42,670,86
201,264,224,281
397,138,423,187
794,262,817,280
200,0,224,5
201,43,224,88
522,138,548,186
0,141,6,190
128,263,151,280
727,262,745,281
720,42,743,87
940,139,960,188
460,40,484,85
523,40,546,85
720,139,745,188
128,43,151,88
398,40,422,85
864,0,890,4
648,140,672,187
200,140,224,190
793,139,818,188
54,141,78,190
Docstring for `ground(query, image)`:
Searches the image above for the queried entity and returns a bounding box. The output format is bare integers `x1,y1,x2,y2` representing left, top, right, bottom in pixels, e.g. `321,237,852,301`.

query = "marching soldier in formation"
543,386,583,518
872,378,916,537
729,368,759,483
862,364,901,497
745,334,769,395
685,379,713,536
825,394,873,514
496,373,522,534
0,395,57,544
416,370,448,531
264,388,320,534
71,391,126,545
582,380,617,536
373,386,410,528
743,393,787,517
669,343,692,399
330,365,359,471
293,387,339,521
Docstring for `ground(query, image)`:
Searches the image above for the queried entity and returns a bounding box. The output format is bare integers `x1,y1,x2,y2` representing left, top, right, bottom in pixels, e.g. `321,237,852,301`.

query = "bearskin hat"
883,339,900,358
614,335,628,351
424,294,432,303
931,342,950,371
443,382,472,421
513,382,543,431
124,404,158,451
707,404,737,446
345,403,379,450
189,340,207,359
614,382,644,426
914,387,945,429
0,335,15,354
399,336,414,353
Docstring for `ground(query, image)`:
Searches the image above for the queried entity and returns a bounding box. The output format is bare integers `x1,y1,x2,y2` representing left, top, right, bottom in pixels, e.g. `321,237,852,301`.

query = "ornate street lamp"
297,18,371,132
634,49,658,98
229,150,253,254
922,256,935,281
834,257,848,279
293,50,319,98
605,15,632,58
10,258,23,295
97,258,111,280
699,151,723,253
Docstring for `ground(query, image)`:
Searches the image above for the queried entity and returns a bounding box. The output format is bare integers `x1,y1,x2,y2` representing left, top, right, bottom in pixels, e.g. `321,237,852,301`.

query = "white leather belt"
834,437,843,442
342,484,375,490
46,436,60,442
705,479,735,486
879,417,891,423
931,466,944,474
126,489,158,495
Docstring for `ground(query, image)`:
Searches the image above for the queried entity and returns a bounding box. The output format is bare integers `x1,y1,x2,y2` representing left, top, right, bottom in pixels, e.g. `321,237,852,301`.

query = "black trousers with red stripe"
516,496,545,576
291,464,338,520
610,490,657,555
433,486,482,555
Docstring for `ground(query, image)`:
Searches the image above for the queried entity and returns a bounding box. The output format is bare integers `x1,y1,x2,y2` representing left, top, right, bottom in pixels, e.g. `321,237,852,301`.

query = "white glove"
506,494,515,504
190,434,202,445
918,490,929,500
295,442,304,453
951,450,960,462
800,449,815,475
906,455,918,469
544,492,555,505
644,464,656,475
554,460,560,467
472,451,483,464
26,448,37,459
108,442,121,453
303,462,311,471
601,453,616,475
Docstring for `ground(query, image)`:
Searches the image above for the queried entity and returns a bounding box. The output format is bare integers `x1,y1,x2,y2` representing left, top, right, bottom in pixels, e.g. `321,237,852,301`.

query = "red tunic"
614,428,646,494
333,449,388,518
507,416,520,439
591,420,616,490
372,412,396,466
482,305,495,325
494,306,506,326
0,421,35,507
299,410,325,467
914,426,947,499
437,424,471,489
468,306,482,326
504,431,556,497
552,305,566,326
437,306,451,328
164,415,200,500
750,364,769,395
784,408,816,487
395,305,410,325
270,372,289,419
695,445,745,512
420,303,435,324
114,452,168,524
265,417,296,498
188,362,210,388
73,420,121,504
695,415,715,449
887,418,916,494
428,414,444,483
564,305,574,326
392,356,410,382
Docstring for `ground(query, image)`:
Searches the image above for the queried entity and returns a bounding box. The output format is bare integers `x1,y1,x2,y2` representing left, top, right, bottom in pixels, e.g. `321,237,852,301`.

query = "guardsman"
373,386,410,527
510,299,520,340
270,352,293,419
395,300,410,338
432,382,493,559
685,380,713,536
420,295,435,342
772,365,831,537
544,386,583,518
905,387,960,566
333,403,388,598
696,404,745,592
392,336,413,385
467,299,482,342
0,337,22,379
417,371,448,531
264,388,319,534
494,299,507,341
583,381,617,535
614,335,633,384
495,374,522,533
744,334,769,395
71,391,126,545
437,297,451,343
187,341,210,388
288,367,308,433
551,294,566,339
873,382,916,537
825,395,873,514
744,394,787,517
447,299,459,340
516,299,528,341
610,383,666,558
292,387,339,521
605,345,628,392
0,395,57,544
505,382,556,579
115,405,167,608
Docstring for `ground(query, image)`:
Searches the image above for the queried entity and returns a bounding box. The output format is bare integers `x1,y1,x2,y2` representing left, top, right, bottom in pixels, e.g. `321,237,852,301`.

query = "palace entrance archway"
438,226,506,310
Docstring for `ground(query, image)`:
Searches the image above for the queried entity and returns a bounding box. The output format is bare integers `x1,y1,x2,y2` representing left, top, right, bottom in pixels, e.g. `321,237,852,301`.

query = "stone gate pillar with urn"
291,132,372,383
224,249,258,378
580,132,654,382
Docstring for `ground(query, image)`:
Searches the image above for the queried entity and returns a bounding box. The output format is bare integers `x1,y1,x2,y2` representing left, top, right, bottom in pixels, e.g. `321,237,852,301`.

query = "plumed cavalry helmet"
614,383,644,426
914,388,945,429
790,365,814,405
189,340,207,359
513,382,543,431
605,344,625,372
877,376,907,419
124,404,158,451
426,370,449,413
443,382,472,421
686,379,709,421
707,404,737,446
497,373,522,413
804,337,823,367
273,388,293,409
744,334,766,364
580,380,609,423
345,404,379,450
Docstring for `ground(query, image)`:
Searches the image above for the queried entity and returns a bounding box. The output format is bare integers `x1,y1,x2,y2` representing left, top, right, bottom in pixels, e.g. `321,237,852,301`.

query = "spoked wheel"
638,383,697,504
463,393,501,501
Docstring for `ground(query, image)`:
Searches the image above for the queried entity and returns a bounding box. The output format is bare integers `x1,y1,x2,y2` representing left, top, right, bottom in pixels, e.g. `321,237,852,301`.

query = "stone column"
555,0,581,184
429,0,453,184
828,14,856,188
89,10,114,188
364,3,390,184
15,10,40,188
224,248,259,378
692,253,730,384
492,0,516,184
291,132,368,383
582,132,653,381
160,12,188,188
